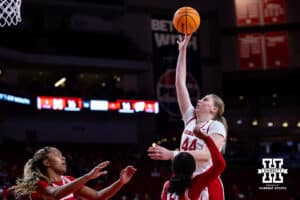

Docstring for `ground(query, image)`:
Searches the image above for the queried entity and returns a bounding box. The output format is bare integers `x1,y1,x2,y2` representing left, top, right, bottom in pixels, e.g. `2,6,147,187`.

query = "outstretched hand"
147,145,173,160
120,166,137,184
177,34,192,51
193,124,208,139
86,161,110,180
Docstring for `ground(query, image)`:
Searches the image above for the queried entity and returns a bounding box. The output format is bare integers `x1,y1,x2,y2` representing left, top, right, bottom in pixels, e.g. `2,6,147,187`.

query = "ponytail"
168,174,192,195
215,115,228,133
11,159,40,196
214,115,228,154
209,94,228,154
11,147,52,197
168,152,195,195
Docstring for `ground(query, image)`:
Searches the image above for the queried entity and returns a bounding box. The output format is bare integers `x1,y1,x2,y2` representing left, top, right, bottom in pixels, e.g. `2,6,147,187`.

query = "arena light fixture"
267,122,274,127
252,119,258,126
54,77,66,88
236,119,243,125
282,121,288,128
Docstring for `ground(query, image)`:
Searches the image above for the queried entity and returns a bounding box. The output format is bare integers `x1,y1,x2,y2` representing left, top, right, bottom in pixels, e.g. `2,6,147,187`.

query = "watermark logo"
258,158,288,190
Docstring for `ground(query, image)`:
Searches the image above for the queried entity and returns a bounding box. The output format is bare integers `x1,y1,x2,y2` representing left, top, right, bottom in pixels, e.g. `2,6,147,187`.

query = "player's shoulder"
207,120,226,136
37,178,49,188
30,192,43,200
163,180,170,188
210,120,224,128
183,106,196,125
161,180,171,200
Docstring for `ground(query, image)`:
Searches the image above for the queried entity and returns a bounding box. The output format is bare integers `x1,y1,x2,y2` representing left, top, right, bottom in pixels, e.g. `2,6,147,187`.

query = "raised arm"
39,161,110,199
176,34,193,116
190,126,226,196
185,133,226,163
148,132,225,162
194,129,226,174
78,165,137,200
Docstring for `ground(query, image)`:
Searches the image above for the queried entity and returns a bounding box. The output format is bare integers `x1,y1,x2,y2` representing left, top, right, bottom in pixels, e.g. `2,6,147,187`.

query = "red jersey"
161,135,226,200
31,176,78,200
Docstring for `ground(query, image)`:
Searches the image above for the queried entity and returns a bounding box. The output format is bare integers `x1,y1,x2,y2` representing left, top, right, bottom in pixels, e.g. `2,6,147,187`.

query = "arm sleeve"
161,181,170,200
208,121,226,138
182,106,195,125
190,136,226,198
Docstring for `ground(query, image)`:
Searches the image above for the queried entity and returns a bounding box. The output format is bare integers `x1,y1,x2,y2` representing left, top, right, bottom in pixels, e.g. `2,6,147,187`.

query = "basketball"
173,6,201,34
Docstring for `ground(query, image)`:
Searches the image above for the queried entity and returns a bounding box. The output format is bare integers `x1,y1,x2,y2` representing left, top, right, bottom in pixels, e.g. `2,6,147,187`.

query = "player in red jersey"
148,34,227,199
11,146,136,200
161,124,226,200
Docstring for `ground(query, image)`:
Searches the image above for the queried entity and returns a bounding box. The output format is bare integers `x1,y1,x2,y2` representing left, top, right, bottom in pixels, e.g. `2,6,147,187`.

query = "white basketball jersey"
179,106,226,200
180,106,226,175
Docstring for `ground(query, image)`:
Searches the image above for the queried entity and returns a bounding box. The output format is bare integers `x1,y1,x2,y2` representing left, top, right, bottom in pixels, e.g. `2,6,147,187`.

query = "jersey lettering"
181,138,198,151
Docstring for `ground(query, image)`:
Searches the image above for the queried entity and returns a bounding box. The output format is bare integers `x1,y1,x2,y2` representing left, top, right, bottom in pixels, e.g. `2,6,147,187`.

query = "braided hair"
11,147,54,197
168,152,196,195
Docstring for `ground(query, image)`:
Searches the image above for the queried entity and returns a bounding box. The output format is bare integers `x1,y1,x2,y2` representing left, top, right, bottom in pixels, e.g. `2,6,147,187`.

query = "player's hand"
177,34,192,51
193,124,208,139
147,145,173,160
86,161,110,180
119,165,137,184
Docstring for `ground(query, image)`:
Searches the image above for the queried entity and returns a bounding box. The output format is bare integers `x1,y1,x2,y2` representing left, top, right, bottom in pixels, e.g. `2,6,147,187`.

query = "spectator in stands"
148,34,228,200
11,146,136,200
161,124,226,199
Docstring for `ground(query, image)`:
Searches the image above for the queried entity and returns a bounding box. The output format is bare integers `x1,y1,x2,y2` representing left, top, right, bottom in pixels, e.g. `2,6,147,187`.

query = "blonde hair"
11,147,53,197
209,94,228,153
